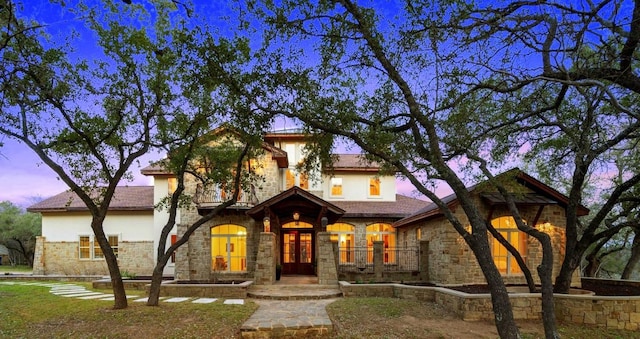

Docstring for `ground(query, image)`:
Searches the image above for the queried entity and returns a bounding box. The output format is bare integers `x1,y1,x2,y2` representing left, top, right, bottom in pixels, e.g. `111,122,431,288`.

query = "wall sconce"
293,211,300,225
263,217,270,233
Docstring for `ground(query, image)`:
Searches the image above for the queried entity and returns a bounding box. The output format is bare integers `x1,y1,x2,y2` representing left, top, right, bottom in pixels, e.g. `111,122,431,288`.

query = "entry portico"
247,186,345,276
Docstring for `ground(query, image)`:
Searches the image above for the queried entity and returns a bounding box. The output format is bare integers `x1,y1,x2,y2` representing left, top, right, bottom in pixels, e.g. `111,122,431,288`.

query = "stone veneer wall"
339,282,640,330
175,211,260,281
32,236,154,276
420,193,571,286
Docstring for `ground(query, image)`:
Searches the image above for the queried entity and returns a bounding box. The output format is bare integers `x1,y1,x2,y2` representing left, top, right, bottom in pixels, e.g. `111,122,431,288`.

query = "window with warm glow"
285,169,296,189
369,177,381,197
168,177,177,194
79,235,118,260
300,173,309,190
366,223,396,263
211,224,247,272
490,216,527,275
328,223,355,263
330,177,343,196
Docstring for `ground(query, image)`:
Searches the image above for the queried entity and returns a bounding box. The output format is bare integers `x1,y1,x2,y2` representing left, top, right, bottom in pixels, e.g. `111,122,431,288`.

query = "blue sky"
0,0,435,208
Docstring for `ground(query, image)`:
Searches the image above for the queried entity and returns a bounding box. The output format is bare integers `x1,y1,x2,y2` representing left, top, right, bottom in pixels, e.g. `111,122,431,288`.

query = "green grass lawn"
1,281,639,339
0,281,258,338
0,265,32,273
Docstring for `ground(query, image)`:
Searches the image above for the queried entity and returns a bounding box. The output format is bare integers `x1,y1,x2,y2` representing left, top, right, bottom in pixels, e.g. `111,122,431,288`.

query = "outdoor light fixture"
293,211,300,225
263,217,270,233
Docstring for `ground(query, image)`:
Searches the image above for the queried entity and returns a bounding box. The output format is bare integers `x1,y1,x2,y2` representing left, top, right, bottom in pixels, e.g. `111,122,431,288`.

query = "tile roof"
333,195,426,218
27,186,154,212
330,154,380,171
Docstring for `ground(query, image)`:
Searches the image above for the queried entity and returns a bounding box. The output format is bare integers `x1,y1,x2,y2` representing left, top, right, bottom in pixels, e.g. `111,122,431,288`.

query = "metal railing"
337,246,419,273
193,184,256,207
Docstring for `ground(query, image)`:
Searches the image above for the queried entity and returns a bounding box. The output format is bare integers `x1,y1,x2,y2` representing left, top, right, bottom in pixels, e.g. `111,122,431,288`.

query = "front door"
282,230,314,275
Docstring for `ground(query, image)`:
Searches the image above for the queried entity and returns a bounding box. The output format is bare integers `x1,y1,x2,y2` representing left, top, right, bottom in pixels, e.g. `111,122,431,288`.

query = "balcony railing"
337,246,420,273
193,184,258,208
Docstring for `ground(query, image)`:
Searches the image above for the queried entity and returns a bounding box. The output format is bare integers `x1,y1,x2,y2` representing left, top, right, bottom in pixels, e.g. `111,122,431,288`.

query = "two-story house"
28,129,584,287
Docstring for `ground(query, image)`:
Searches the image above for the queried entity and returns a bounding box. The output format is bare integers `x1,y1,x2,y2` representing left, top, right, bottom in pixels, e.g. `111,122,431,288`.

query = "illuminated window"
369,177,381,197
366,223,396,263
170,234,177,263
330,177,343,196
79,236,91,259
80,235,118,260
328,223,355,263
491,216,527,275
416,228,421,242
282,221,313,229
211,224,247,272
300,173,309,190
168,177,177,194
285,169,296,189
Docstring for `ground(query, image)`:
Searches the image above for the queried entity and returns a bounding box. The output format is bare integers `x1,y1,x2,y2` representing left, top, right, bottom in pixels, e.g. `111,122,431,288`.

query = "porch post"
373,240,384,280
32,236,45,275
317,232,338,285
420,240,430,281
254,232,276,285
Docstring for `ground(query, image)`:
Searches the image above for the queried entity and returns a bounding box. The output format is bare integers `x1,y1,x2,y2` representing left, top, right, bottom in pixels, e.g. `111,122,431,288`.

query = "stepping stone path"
0,281,244,305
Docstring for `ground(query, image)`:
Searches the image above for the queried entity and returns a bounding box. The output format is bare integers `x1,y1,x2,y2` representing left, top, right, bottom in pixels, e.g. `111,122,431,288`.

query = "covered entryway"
247,186,345,277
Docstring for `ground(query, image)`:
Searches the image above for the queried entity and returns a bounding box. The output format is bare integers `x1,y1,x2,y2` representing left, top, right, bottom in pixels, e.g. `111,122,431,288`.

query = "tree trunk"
92,218,127,309
622,232,640,279
554,249,583,293
466,232,520,339
536,234,559,339
147,251,172,306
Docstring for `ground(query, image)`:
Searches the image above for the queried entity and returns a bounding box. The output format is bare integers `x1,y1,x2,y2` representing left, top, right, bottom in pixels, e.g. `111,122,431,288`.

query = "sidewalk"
240,299,336,338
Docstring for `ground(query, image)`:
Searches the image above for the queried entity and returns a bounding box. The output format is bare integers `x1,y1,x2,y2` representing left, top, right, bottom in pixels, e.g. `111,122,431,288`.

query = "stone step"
248,285,343,300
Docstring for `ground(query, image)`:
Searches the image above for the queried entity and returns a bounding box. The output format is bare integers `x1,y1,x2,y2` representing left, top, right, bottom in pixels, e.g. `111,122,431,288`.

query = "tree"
0,201,40,266
416,0,640,296
238,1,562,337
0,0,203,309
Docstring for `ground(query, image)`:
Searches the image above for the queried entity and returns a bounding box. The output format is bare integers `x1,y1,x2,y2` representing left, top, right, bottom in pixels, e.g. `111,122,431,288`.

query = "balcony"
193,184,258,209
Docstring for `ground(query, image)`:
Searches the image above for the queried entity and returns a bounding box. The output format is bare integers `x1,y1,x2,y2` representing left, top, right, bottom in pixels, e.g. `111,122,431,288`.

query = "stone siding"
420,193,569,286
339,282,640,330
33,237,154,276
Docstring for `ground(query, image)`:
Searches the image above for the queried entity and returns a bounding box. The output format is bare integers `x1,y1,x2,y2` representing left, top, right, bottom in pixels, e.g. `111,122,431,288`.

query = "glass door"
282,230,314,275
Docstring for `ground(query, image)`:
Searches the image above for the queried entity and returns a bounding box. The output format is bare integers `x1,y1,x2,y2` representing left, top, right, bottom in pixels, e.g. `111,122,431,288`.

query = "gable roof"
27,186,154,213
393,169,589,228
247,186,346,224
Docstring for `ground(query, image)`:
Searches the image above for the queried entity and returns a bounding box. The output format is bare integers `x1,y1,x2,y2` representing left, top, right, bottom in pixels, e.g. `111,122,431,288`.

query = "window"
369,177,381,197
168,177,177,194
285,169,296,189
490,216,528,275
79,235,118,260
300,173,309,190
79,236,91,259
416,228,421,242
285,169,309,190
366,223,396,263
330,177,343,197
211,224,247,272
170,234,177,263
328,223,355,263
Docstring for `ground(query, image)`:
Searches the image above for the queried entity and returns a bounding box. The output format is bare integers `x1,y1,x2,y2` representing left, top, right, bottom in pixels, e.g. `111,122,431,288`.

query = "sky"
0,0,437,209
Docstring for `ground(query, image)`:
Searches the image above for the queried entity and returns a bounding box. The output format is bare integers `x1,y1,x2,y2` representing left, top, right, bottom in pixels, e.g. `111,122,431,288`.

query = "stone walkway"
0,281,245,305
240,299,336,338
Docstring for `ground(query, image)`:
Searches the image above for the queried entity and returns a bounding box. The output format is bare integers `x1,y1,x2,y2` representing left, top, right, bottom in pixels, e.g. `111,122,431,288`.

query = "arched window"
327,223,355,263
211,224,247,272
366,223,396,263
490,216,527,275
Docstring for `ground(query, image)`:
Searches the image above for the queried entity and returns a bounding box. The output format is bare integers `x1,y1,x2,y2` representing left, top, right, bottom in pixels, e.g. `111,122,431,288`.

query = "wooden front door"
282,230,314,275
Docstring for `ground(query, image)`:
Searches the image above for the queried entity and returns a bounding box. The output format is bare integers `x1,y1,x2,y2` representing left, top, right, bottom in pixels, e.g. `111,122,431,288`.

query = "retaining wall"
338,282,640,330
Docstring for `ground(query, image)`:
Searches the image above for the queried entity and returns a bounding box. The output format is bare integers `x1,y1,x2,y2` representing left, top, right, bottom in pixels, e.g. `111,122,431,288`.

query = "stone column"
32,236,45,275
255,232,276,285
317,232,338,285
373,241,384,280
420,240,430,281
174,224,190,280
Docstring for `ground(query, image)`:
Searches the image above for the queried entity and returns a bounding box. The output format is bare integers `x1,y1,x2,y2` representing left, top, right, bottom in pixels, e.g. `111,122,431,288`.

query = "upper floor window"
285,169,309,190
168,177,177,194
369,177,381,197
330,177,343,197
490,216,527,275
